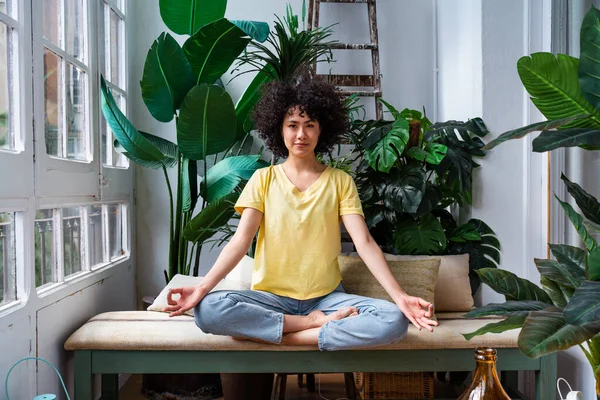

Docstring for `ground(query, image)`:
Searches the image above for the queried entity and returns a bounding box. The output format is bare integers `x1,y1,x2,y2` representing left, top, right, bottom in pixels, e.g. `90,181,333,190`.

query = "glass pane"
108,204,123,260
88,205,104,267
66,63,86,160
63,207,82,276
112,96,127,167
43,0,59,46
109,9,121,87
35,209,56,288
0,1,5,14
101,118,108,165
0,212,16,306
65,0,85,61
44,50,62,157
0,23,11,150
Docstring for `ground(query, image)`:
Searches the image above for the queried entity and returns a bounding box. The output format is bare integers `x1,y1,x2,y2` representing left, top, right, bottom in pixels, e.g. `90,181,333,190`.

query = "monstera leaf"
393,214,446,255
382,164,425,214
364,119,409,173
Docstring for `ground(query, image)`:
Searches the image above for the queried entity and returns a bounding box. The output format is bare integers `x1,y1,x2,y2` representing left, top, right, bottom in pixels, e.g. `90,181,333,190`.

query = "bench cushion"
64,311,519,352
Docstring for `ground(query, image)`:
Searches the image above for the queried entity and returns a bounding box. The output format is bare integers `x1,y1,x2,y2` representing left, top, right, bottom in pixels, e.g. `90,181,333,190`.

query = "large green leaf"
532,128,600,152
518,309,598,358
550,243,588,272
393,214,446,255
140,32,195,122
235,66,273,141
518,53,600,128
562,174,600,225
114,131,178,169
556,195,598,251
200,155,269,202
540,276,572,308
447,222,481,243
230,20,270,42
415,184,442,217
177,84,237,160
182,158,198,213
159,0,227,36
579,5,600,111
382,164,425,214
407,143,447,165
463,316,526,341
476,268,553,303
183,192,239,243
483,116,591,150
364,119,410,173
589,247,600,281
564,280,600,328
100,76,165,162
534,258,585,288
464,301,549,318
183,18,250,84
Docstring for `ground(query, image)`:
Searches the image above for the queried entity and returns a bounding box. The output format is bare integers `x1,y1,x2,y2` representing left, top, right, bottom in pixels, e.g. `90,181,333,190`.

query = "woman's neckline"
277,163,331,195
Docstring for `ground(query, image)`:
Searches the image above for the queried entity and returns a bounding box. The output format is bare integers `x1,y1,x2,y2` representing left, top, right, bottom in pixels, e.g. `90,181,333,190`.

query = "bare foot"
308,307,359,328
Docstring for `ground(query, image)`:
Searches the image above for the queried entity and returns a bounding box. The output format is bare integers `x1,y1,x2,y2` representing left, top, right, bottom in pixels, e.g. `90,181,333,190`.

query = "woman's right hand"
162,286,206,317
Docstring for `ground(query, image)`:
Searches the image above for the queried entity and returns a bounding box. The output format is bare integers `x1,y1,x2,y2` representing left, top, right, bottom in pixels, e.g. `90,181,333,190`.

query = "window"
0,0,18,152
0,212,16,306
35,202,128,290
41,0,88,161
101,0,127,168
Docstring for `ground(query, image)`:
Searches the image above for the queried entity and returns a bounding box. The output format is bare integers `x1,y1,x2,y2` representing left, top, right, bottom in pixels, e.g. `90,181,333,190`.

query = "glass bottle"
457,347,511,400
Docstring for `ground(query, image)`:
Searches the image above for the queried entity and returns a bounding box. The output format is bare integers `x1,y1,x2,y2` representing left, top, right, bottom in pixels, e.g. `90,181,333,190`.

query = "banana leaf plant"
464,5,600,389
340,100,501,294
101,0,272,282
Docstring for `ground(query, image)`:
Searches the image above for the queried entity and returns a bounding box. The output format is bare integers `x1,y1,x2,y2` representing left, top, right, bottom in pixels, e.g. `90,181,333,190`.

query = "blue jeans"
194,283,408,351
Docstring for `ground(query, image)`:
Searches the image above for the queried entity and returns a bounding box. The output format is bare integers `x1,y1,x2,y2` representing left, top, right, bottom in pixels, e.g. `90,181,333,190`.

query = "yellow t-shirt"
234,164,364,300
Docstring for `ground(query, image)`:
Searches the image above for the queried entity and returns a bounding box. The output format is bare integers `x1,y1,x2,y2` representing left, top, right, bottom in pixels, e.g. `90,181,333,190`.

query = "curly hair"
252,75,349,158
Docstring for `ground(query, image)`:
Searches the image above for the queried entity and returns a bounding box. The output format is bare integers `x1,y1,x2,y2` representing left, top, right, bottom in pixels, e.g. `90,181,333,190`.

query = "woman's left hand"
395,294,438,332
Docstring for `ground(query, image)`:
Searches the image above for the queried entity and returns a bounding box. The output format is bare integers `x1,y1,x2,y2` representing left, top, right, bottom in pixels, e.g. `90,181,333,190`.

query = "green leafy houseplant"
100,0,273,282
463,5,600,396
340,100,501,294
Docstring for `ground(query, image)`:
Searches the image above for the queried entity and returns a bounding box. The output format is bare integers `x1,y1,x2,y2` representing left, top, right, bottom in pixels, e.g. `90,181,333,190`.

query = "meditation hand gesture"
163,286,205,317
395,294,438,332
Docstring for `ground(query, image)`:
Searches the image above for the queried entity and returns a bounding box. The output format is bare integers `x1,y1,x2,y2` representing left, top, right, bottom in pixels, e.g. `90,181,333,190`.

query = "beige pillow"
147,274,251,316
385,254,473,312
338,255,440,308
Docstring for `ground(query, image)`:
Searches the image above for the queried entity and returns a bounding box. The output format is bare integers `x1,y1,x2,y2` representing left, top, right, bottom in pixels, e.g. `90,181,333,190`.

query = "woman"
163,76,437,351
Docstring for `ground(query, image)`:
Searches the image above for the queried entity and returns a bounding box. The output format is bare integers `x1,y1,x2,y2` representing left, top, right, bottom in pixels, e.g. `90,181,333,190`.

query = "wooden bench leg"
100,374,119,400
297,373,305,387
273,373,287,400
344,373,357,400
74,351,93,400
306,373,315,392
536,353,557,400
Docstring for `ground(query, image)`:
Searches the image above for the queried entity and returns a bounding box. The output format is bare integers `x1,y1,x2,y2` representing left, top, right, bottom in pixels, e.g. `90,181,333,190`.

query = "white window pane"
0,22,14,150
62,207,82,276
65,0,85,62
44,49,62,157
109,9,122,87
66,62,86,160
108,204,123,260
1,0,16,20
43,0,59,47
0,1,5,14
87,205,104,267
35,209,56,288
0,212,16,306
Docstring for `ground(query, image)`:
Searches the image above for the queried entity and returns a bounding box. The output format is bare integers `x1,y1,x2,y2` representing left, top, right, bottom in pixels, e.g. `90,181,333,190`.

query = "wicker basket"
354,372,434,399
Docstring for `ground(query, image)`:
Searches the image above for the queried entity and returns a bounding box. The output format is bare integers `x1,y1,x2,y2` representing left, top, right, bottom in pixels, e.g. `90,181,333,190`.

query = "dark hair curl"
252,75,349,158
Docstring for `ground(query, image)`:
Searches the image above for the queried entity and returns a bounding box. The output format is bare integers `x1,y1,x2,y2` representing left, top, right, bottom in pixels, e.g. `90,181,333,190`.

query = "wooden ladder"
307,0,383,119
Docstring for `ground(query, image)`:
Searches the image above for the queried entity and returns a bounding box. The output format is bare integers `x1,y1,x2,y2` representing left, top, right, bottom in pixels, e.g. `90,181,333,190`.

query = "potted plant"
463,5,600,398
337,101,501,294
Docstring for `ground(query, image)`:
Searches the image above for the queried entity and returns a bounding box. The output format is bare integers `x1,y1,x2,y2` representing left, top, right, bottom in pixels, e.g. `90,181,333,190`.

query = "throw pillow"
337,255,440,309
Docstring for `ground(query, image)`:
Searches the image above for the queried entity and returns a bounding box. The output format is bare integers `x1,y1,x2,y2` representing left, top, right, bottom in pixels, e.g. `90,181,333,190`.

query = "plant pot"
220,373,274,400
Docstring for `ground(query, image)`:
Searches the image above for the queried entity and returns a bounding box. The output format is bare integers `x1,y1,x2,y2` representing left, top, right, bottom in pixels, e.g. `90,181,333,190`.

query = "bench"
64,310,557,399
